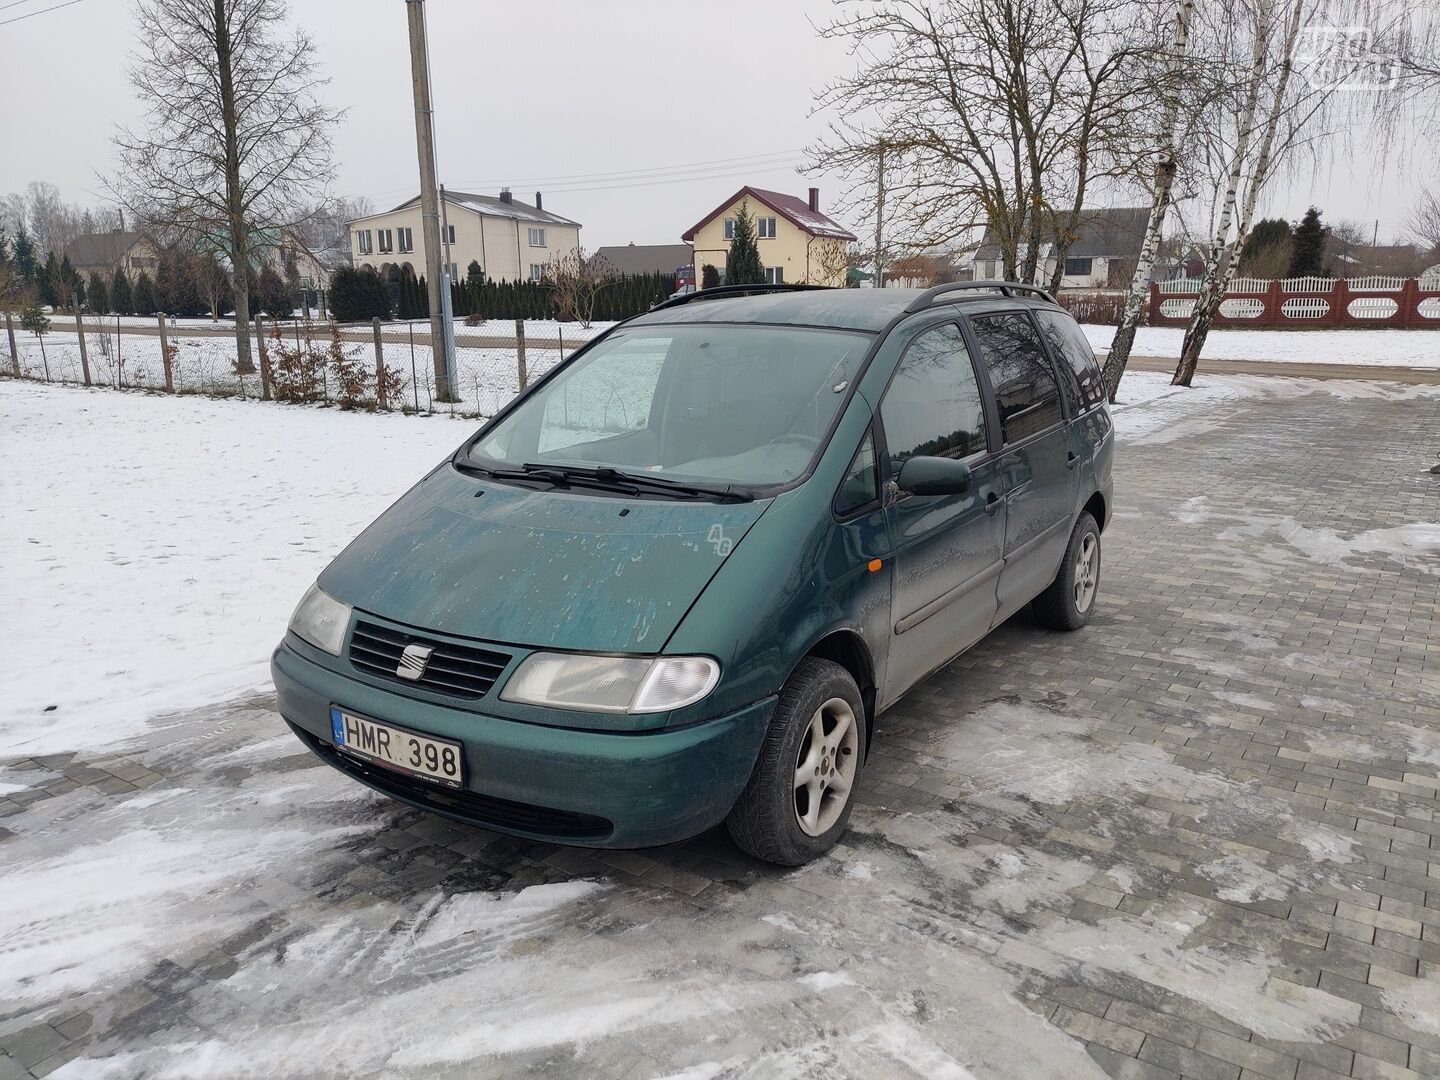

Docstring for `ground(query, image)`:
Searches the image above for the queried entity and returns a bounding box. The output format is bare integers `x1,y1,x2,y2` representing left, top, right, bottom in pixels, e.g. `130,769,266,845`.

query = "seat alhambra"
273,282,1113,865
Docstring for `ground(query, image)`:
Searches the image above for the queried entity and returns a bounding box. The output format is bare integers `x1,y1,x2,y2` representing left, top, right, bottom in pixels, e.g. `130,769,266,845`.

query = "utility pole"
406,0,455,401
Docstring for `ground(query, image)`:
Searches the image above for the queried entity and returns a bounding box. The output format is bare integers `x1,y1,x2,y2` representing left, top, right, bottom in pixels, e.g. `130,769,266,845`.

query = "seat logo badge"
397,643,434,681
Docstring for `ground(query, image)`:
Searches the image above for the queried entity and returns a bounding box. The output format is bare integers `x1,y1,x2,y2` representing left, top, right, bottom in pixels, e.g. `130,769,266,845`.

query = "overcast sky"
0,0,1431,249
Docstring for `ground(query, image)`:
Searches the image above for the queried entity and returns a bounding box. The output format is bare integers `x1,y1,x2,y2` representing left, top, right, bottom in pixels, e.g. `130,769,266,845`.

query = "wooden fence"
1148,276,1440,328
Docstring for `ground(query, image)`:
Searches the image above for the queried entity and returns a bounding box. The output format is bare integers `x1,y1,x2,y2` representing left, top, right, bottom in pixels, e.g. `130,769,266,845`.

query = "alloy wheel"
793,697,859,836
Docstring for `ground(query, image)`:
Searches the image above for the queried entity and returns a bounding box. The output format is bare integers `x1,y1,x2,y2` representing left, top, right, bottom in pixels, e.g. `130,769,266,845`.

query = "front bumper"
272,642,775,849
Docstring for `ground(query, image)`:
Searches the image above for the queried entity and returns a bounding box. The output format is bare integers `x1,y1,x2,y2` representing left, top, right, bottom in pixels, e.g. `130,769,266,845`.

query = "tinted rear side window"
1034,309,1105,410
967,313,1063,444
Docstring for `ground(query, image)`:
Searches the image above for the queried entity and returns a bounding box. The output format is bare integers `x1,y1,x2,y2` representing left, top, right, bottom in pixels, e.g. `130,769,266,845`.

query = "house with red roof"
681,186,857,287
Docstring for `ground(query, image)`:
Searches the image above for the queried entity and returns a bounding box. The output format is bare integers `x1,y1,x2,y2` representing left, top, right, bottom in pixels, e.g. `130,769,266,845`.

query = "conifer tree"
726,200,766,285
111,268,134,315
134,271,158,316
1287,207,1329,278
88,272,110,314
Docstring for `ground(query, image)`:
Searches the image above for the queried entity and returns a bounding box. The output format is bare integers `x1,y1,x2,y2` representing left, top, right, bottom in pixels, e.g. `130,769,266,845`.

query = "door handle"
1065,451,1079,469
984,492,1001,515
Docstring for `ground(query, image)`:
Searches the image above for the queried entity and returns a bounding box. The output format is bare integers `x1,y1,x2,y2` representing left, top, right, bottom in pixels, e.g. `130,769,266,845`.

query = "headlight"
501,653,720,713
288,583,352,655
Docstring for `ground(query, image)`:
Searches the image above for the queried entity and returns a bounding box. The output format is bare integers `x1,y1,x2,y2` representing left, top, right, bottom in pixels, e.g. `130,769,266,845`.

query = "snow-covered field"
1079,323,1440,366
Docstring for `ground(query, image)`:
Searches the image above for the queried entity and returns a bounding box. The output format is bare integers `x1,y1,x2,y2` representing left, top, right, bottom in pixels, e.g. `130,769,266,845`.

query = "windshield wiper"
521,463,755,503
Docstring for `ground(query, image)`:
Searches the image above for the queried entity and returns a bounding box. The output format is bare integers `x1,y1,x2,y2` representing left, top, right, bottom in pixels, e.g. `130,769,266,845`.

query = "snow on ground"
1,381,472,755
1080,323,1440,366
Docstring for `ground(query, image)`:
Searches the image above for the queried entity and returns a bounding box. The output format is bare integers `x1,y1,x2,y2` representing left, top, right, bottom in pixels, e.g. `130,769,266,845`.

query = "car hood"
319,464,772,653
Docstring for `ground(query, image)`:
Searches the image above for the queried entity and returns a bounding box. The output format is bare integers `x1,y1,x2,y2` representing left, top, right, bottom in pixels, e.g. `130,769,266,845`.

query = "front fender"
664,396,893,723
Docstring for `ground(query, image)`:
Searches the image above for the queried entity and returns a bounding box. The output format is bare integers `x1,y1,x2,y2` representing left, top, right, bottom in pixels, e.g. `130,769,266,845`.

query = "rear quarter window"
1034,309,1106,410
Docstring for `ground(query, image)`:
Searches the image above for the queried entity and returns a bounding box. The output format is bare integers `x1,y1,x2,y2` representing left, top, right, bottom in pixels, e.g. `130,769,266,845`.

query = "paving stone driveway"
2,380,1438,1079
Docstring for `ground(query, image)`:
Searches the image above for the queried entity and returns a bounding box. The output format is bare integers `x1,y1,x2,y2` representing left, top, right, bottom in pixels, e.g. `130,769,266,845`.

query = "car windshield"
465,324,869,489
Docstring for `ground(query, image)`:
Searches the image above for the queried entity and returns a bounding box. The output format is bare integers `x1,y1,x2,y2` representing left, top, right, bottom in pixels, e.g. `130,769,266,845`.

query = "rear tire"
1033,511,1101,631
726,658,866,866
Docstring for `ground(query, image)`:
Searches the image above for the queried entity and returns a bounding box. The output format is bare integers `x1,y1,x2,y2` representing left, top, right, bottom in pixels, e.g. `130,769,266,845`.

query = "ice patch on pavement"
798,970,856,990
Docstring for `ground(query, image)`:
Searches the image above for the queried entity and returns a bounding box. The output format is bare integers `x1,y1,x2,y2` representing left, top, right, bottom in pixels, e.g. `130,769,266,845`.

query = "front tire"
1033,511,1101,631
726,658,866,866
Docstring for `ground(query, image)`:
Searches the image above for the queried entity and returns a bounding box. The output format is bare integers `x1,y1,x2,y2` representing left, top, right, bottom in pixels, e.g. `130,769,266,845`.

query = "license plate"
330,707,464,789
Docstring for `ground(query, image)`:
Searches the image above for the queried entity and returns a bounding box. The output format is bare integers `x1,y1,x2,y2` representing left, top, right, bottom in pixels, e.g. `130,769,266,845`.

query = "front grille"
348,620,510,699
290,722,614,840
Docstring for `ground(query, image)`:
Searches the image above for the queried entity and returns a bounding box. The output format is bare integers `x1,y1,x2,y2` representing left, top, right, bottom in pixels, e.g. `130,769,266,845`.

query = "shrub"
328,266,391,322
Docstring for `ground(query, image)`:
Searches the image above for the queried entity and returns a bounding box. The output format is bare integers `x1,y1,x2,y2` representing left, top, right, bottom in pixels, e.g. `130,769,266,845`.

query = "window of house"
356,230,372,255
445,224,455,245
723,218,735,241
765,267,785,284
397,227,413,253
529,263,545,281
448,263,458,283
967,313,1064,443
528,227,546,247
833,428,879,517
757,216,777,238
879,323,988,468
1064,256,1093,277
377,229,393,254
1034,309,1106,411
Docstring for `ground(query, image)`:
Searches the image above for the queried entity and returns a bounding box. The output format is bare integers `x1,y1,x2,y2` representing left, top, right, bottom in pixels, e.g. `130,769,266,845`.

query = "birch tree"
1169,0,1425,385
1101,0,1195,399
113,0,340,374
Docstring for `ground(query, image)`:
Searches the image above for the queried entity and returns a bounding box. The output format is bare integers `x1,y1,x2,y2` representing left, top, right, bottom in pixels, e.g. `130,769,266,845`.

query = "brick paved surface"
2,380,1438,1078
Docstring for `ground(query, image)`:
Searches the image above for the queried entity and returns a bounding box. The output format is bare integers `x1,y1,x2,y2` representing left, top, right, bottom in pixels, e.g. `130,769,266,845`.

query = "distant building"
971,207,1150,289
65,230,160,281
682,186,856,287
348,189,581,284
594,243,694,278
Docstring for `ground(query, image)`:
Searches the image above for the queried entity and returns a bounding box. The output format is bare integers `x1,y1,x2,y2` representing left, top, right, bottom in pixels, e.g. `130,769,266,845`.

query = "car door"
966,311,1078,625
877,322,1006,702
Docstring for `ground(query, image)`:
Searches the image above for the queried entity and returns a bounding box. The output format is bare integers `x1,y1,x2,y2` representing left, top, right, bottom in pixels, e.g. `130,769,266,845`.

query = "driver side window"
879,323,988,473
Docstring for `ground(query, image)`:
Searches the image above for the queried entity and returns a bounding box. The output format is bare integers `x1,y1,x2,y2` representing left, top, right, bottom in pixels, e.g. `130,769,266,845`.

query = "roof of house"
364,190,581,228
594,243,694,276
974,207,1150,261
681,186,858,243
65,230,146,268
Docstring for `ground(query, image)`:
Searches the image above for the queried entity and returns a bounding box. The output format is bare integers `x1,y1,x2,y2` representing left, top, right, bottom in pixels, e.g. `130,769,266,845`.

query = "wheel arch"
796,629,877,750
1083,490,1108,532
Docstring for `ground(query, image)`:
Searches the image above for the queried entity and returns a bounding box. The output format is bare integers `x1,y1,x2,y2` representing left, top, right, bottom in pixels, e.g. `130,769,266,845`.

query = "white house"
970,207,1150,289
348,189,581,284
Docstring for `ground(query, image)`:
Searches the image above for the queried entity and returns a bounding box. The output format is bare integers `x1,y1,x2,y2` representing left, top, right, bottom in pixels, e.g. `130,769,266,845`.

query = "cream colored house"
65,230,162,281
348,189,581,284
682,186,856,287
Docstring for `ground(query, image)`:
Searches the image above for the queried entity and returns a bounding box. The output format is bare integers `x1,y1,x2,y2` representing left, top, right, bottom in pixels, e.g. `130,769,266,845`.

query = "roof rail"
904,280,1058,313
648,282,835,313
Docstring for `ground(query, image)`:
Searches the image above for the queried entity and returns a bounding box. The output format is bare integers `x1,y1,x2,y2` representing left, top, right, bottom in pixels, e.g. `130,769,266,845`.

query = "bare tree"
810,0,1168,287
1404,188,1440,256
112,0,341,374
545,248,618,329
1100,0,1195,399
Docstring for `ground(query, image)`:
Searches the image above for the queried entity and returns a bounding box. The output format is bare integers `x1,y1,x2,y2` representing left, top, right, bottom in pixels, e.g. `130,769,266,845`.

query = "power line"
0,0,84,24
0,0,45,12
441,150,804,188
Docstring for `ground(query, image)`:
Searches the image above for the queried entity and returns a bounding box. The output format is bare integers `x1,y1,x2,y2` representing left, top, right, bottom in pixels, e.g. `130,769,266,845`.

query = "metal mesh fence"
2,315,605,419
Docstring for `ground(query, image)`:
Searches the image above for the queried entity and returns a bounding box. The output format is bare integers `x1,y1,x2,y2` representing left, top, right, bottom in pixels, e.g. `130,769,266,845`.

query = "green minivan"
273,283,1113,865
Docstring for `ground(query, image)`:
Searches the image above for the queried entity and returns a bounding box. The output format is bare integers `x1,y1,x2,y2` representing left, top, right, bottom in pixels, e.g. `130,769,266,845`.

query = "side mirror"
896,456,972,497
